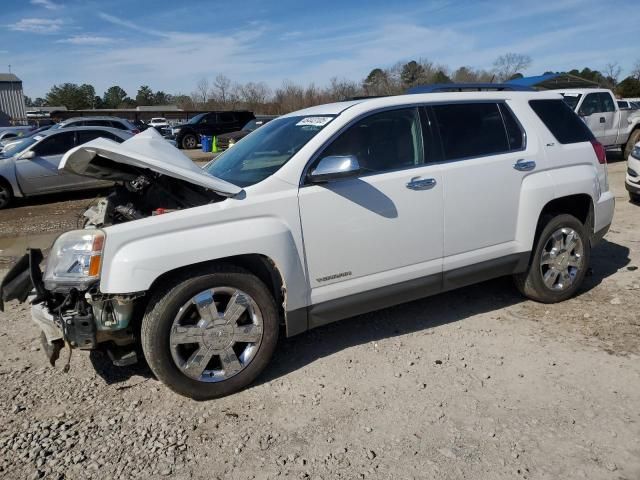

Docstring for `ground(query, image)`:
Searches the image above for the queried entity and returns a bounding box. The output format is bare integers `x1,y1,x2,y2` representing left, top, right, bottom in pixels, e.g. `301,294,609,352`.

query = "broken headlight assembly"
43,230,105,292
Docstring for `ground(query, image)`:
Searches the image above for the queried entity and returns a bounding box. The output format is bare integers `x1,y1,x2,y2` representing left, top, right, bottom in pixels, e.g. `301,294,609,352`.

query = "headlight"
172,127,181,134
631,145,640,160
228,139,235,148
44,230,105,291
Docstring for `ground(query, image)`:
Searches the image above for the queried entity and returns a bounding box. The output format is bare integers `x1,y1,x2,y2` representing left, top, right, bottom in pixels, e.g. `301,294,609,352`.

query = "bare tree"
632,60,640,81
192,77,209,106
493,53,532,81
604,61,622,86
212,74,231,104
239,82,271,111
327,77,360,102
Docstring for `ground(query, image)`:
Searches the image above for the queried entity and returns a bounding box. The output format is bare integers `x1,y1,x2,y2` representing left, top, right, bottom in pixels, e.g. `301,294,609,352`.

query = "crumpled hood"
60,128,242,196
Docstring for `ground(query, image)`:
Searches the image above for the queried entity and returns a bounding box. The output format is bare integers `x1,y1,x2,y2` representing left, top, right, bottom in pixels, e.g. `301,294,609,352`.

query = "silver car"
0,126,132,209
50,116,140,134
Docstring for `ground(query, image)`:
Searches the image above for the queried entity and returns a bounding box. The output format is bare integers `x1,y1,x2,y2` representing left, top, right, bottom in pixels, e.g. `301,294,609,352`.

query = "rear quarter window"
529,99,593,144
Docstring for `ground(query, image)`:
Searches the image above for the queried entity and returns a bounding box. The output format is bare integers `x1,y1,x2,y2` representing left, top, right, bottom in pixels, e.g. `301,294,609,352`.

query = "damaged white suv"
1,91,615,399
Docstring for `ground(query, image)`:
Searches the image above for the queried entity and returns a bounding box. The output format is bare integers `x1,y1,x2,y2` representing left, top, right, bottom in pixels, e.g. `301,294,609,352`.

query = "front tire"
141,265,279,400
514,214,590,303
0,180,13,209
629,191,640,204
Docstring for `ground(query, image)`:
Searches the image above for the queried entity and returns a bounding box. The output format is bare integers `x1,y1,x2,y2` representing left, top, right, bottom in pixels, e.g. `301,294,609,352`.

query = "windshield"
205,115,334,187
186,113,207,125
242,119,258,131
0,136,39,157
561,93,582,110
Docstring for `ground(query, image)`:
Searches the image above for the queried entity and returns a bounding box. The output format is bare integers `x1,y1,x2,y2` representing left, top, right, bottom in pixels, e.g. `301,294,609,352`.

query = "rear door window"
599,93,615,113
499,104,525,150
529,99,594,144
431,103,513,160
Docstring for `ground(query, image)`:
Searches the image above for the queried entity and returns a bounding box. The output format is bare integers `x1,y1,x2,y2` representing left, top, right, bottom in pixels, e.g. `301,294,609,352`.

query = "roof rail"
407,83,534,94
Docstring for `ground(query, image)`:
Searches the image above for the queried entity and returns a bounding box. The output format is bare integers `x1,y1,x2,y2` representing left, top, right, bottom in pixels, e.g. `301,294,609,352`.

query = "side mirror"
19,150,35,160
309,155,361,183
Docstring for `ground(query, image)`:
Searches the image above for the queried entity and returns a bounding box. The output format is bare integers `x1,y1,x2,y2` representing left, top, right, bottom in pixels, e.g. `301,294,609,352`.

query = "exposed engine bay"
82,169,224,227
0,129,239,369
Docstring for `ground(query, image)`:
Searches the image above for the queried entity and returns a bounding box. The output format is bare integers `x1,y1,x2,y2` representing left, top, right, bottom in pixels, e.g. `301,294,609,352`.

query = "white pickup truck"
556,88,640,158
558,88,640,158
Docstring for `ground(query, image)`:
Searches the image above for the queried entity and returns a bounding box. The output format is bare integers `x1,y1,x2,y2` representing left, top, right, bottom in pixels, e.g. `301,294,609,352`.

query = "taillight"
591,139,606,164
132,129,140,135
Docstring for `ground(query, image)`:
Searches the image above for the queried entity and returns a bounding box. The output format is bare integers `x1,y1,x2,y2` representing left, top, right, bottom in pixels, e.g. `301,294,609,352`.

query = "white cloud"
9,18,63,34
98,12,167,37
57,35,115,45
30,0,62,10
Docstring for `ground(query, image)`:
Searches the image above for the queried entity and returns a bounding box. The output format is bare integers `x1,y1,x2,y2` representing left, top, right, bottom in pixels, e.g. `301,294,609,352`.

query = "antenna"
8,64,11,73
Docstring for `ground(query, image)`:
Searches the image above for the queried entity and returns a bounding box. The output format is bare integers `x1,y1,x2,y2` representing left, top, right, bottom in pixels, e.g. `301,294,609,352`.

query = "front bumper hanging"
0,249,45,312
1,249,98,366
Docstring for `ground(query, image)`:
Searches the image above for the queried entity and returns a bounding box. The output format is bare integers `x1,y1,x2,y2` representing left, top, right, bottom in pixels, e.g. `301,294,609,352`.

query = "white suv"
0,91,615,399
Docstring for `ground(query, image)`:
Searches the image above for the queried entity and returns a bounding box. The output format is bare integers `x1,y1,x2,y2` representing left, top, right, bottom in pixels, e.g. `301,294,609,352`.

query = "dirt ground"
0,157,638,480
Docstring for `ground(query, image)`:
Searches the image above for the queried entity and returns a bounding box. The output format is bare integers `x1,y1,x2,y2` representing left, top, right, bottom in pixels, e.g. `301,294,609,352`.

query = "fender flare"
515,165,597,252
99,216,309,312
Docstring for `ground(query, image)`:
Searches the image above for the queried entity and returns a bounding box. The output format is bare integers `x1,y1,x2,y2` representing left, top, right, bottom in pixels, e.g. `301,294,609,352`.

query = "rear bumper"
595,190,615,232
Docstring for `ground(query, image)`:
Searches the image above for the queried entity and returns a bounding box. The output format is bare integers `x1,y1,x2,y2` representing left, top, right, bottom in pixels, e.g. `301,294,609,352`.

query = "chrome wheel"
539,227,584,291
170,287,263,382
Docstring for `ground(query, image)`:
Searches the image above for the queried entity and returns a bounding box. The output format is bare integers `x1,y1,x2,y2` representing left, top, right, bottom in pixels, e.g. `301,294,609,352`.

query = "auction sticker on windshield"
296,116,333,127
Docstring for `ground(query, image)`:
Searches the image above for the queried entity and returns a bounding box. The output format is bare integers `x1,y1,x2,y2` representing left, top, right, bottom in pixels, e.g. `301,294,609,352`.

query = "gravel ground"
0,159,638,480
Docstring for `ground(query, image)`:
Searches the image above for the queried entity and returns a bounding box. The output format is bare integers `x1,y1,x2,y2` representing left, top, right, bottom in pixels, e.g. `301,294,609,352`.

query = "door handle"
599,117,606,123
406,177,437,190
513,159,536,171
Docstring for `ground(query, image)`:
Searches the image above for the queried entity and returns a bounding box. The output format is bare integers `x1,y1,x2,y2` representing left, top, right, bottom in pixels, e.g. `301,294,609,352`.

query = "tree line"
24,54,640,115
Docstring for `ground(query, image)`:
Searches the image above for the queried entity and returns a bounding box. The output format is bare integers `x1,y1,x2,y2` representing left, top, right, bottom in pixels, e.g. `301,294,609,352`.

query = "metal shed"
0,73,27,125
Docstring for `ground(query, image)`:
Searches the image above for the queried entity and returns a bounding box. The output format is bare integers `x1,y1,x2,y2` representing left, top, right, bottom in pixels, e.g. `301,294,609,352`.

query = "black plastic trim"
285,251,531,336
442,252,529,291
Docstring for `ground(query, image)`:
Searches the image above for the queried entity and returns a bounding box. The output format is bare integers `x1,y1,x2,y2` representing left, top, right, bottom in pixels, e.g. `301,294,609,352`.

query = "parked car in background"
556,88,640,158
148,117,169,129
51,116,140,135
0,91,614,399
0,126,132,209
216,115,278,150
0,125,54,150
170,111,255,149
626,142,640,202
132,119,149,132
0,126,33,144
617,100,640,110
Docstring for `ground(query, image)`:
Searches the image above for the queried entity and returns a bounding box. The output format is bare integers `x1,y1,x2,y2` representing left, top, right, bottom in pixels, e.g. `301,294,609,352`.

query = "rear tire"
624,129,640,159
514,214,590,303
0,180,13,209
141,264,279,400
181,134,197,150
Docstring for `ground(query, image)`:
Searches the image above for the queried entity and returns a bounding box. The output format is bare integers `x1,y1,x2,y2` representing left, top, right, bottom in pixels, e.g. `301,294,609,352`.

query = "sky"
1,0,638,98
